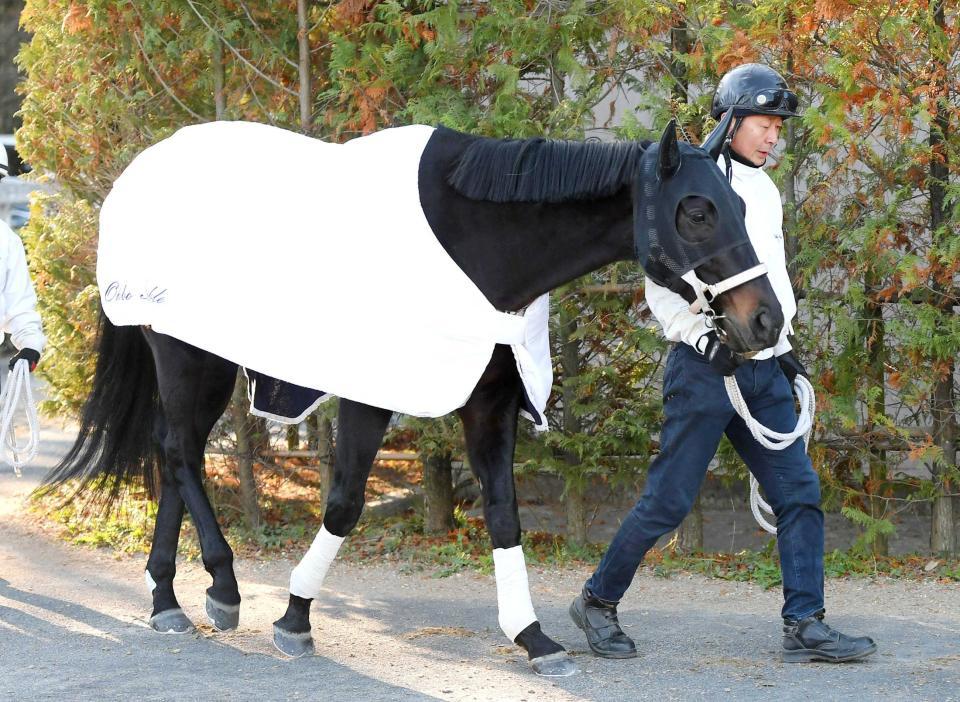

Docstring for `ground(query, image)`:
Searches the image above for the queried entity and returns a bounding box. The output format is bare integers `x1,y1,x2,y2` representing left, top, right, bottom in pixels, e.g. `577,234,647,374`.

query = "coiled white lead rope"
0,359,40,477
724,374,815,535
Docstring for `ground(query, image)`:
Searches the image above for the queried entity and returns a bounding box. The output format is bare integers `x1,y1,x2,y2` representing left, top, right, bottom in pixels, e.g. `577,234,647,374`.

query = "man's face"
729,114,784,166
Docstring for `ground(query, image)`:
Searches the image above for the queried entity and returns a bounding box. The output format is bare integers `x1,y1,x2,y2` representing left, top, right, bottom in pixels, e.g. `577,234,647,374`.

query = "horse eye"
690,210,706,224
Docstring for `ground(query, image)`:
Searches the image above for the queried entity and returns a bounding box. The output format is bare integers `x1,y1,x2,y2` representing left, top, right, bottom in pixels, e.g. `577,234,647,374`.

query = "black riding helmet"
710,63,800,120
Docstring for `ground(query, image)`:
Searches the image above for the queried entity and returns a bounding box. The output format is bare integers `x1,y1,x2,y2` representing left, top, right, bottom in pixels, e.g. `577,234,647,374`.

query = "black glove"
777,350,808,386
698,331,742,376
9,348,40,372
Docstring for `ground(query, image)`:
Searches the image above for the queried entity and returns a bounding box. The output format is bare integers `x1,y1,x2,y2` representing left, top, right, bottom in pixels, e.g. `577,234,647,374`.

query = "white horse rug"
97,121,551,428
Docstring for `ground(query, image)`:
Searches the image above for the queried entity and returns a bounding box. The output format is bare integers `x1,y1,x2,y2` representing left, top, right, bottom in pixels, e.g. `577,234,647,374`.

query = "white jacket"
0,220,44,353
645,157,797,359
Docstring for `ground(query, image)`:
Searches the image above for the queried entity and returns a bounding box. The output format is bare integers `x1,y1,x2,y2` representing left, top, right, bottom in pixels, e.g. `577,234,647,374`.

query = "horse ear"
658,119,681,180
700,110,734,161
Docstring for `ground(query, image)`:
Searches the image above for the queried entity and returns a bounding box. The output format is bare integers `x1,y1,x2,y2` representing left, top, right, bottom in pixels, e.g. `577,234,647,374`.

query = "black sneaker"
569,586,637,659
782,610,877,663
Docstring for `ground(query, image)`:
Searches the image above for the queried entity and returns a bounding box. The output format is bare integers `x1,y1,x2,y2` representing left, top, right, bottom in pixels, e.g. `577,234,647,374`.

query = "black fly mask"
633,116,768,329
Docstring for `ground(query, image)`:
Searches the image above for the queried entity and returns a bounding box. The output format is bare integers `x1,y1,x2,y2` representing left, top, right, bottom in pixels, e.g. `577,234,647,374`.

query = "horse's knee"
323,489,364,536
484,501,521,548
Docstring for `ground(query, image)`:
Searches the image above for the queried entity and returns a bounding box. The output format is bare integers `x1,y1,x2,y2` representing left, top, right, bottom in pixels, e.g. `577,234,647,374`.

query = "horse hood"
97,121,551,428
634,140,750,291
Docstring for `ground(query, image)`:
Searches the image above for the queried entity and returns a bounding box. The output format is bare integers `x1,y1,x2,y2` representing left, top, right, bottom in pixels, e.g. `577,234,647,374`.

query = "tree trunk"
290,3,312,470
297,0,311,132
305,412,319,451
558,305,588,546
782,50,801,291
676,492,703,553
864,289,888,557
231,377,261,530
668,20,691,104
928,2,956,555
564,484,588,547
212,47,257,528
422,451,454,534
286,423,300,451
316,413,335,510
0,2,27,132
212,36,225,120
250,415,270,456
931,482,956,556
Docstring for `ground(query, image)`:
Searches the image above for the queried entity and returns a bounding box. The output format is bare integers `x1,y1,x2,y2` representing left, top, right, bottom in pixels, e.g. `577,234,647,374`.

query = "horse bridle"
681,262,769,341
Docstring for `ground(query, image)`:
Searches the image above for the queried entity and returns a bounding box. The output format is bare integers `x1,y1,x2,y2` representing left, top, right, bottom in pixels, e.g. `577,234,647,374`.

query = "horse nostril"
756,309,770,332
753,306,780,336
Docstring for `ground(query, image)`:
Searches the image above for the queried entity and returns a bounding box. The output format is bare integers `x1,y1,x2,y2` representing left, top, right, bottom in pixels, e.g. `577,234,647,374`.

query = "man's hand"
9,348,40,372
777,351,808,386
698,331,742,376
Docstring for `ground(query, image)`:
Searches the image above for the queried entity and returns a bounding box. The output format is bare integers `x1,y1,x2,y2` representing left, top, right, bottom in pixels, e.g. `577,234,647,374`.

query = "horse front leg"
458,346,577,677
273,398,393,657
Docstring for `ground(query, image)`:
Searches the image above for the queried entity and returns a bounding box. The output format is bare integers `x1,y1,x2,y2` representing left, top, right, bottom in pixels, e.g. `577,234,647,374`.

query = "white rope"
724,374,815,535
0,359,41,477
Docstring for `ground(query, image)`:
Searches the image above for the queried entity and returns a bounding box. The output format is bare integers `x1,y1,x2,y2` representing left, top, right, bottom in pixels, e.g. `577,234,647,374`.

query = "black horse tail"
39,312,163,506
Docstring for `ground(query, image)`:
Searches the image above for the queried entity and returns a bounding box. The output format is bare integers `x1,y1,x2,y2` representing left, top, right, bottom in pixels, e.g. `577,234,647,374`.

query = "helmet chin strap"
681,264,769,341
721,115,744,183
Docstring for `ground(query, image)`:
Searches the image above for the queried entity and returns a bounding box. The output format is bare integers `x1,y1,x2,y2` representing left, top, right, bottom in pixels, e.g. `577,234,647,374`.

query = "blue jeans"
586,343,825,620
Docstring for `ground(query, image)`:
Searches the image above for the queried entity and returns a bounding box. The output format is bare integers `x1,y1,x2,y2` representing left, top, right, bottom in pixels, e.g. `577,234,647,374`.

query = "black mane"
447,127,649,203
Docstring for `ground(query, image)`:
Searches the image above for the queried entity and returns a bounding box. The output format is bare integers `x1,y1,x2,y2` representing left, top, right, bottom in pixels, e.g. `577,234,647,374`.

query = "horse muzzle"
720,299,784,353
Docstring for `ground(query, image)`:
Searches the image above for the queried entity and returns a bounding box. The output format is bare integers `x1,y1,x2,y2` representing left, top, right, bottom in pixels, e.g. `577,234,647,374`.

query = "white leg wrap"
493,545,538,642
289,525,345,599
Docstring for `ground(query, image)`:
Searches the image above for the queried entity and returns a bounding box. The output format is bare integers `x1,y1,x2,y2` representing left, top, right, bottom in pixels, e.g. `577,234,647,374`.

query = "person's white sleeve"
645,276,711,351
2,231,45,354
773,334,792,357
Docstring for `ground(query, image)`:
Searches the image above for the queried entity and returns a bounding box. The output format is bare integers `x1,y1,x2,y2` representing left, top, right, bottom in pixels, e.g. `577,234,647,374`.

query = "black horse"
43,115,782,676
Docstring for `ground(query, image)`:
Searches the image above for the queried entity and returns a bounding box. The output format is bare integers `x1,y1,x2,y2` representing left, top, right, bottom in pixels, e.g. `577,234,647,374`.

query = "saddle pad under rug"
98,121,551,428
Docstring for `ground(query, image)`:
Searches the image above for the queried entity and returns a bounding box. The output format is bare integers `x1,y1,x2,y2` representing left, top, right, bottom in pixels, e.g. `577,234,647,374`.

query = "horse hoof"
529,651,578,677
273,624,314,658
205,594,240,631
149,608,195,634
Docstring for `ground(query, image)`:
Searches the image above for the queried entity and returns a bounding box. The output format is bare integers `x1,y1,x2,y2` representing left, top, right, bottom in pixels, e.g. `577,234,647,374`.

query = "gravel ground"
0,418,957,701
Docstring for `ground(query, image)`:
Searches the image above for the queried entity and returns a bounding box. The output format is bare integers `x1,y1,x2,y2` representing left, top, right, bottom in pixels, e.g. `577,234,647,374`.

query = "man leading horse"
570,63,878,664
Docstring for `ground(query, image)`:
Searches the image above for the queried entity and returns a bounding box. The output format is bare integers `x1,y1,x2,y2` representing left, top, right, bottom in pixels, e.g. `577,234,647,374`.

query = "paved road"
0,418,958,700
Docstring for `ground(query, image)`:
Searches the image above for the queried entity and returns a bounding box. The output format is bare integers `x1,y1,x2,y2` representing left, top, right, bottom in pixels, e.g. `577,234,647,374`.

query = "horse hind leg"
144,330,239,632
273,398,392,658
458,345,577,677
141,360,195,633
145,438,194,633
